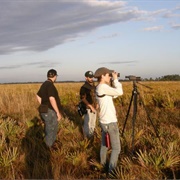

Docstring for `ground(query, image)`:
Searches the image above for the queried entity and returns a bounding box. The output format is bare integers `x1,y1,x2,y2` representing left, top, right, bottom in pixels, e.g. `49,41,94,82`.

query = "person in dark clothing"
36,69,62,147
80,71,98,139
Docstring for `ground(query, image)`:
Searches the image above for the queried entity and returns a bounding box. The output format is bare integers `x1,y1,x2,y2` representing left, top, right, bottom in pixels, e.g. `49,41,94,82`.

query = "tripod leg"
131,89,137,153
139,94,159,138
121,91,134,136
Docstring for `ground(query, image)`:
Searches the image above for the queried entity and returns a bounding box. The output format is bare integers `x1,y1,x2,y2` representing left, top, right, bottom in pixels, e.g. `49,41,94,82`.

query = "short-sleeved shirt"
80,81,96,106
37,80,62,111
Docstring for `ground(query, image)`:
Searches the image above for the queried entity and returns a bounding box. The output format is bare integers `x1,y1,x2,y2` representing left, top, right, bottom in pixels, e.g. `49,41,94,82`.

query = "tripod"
121,80,159,153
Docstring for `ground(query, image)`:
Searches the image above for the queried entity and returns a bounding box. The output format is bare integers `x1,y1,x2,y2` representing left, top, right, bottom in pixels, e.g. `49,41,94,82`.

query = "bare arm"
36,95,42,104
81,97,96,113
49,96,62,121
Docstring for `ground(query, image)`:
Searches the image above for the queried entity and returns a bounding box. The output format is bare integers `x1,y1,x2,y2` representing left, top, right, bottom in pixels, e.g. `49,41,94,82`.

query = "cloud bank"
0,1,179,55
0,1,144,54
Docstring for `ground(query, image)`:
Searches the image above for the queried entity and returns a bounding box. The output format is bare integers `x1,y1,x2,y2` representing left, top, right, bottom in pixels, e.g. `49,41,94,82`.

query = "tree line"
144,74,180,81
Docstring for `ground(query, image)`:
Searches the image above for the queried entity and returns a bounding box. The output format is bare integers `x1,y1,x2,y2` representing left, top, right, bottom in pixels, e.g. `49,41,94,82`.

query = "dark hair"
97,76,102,82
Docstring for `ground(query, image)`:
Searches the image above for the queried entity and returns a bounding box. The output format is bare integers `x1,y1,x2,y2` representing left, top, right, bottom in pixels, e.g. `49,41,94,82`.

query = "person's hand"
57,112,62,121
112,72,118,80
88,104,96,114
96,103,99,110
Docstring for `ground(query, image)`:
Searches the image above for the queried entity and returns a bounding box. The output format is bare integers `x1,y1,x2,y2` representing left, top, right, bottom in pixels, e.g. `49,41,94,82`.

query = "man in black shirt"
80,71,98,139
37,69,62,147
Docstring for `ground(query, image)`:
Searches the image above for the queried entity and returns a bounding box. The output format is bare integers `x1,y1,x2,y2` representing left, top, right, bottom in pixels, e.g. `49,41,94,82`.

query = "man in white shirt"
94,67,123,175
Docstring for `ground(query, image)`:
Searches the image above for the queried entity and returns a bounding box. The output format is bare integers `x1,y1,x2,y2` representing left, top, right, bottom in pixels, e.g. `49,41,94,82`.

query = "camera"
125,75,141,81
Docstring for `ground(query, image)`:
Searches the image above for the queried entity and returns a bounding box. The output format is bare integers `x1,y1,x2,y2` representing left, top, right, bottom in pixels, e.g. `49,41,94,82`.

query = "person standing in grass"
79,71,98,140
94,67,123,175
36,69,62,147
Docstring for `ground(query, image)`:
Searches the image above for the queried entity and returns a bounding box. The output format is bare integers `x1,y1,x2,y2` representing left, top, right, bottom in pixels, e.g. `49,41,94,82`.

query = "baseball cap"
85,71,94,78
47,69,58,78
94,67,114,78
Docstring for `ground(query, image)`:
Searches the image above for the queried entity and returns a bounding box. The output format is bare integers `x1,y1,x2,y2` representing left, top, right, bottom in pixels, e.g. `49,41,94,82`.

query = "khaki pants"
83,109,97,138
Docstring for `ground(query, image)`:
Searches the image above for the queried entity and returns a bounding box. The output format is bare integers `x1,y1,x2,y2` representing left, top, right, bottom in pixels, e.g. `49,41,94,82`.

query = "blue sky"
0,0,179,83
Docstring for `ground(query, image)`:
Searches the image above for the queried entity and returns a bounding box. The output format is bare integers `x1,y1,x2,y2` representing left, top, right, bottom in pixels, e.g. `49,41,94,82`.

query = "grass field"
0,81,180,179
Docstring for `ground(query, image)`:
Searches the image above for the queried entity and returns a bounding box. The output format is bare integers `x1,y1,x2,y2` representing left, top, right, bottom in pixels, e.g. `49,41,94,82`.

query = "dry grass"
0,81,180,179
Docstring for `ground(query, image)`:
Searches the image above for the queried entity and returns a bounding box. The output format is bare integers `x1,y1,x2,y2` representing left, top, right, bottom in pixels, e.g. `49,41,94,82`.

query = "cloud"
1,1,179,55
162,5,180,18
0,65,21,70
142,26,163,32
0,61,61,70
99,61,138,64
98,33,120,40
0,1,145,54
171,24,180,30
163,12,180,18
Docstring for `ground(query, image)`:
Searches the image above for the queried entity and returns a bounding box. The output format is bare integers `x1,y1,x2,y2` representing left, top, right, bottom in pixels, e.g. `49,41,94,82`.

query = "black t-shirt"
80,81,96,105
37,80,62,111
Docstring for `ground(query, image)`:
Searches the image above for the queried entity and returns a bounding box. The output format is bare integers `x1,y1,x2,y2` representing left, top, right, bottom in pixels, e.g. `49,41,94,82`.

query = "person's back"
36,69,62,147
38,80,61,111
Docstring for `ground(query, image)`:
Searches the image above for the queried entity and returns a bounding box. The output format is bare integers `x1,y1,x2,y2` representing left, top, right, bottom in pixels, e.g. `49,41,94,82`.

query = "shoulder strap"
96,94,106,98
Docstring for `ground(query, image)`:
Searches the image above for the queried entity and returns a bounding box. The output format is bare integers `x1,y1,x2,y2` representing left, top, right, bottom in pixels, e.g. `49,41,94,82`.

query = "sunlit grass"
0,81,179,179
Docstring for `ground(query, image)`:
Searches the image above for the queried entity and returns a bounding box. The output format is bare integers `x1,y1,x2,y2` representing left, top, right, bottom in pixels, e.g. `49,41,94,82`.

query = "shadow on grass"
21,117,53,179
63,104,84,135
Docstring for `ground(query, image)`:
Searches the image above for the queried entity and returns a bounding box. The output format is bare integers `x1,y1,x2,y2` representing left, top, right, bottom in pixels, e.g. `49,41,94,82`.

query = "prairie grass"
0,81,179,179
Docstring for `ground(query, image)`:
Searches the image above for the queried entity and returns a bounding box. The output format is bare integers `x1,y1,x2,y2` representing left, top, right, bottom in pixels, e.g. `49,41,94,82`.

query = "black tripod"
121,77,159,153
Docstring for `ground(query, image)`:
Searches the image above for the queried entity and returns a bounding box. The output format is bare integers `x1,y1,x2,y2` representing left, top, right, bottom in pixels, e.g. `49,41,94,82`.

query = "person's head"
94,67,114,83
85,71,94,83
47,69,58,82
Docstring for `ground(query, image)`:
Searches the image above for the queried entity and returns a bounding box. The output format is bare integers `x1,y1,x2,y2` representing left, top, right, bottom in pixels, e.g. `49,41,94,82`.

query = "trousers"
41,108,58,147
100,122,121,173
83,109,97,138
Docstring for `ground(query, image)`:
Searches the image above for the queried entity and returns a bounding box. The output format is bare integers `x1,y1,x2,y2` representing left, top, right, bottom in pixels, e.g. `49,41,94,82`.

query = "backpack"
77,101,87,117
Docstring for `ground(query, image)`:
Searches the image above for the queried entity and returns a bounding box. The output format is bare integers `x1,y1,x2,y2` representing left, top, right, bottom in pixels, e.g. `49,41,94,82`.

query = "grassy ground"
0,81,179,179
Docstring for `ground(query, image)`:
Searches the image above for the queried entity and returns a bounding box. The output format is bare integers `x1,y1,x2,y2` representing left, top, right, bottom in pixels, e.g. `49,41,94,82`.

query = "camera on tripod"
125,75,141,81
122,75,159,153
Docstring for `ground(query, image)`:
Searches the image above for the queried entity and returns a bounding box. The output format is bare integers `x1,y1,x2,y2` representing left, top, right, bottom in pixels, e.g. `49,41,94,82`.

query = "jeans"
100,122,121,173
83,109,97,138
41,108,58,147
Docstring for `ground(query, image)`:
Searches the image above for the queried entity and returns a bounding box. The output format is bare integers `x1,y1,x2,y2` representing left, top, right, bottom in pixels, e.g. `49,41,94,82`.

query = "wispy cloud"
171,24,180,29
162,5,180,18
0,61,61,70
142,26,163,32
0,65,21,70
163,12,180,18
98,33,120,40
99,61,138,64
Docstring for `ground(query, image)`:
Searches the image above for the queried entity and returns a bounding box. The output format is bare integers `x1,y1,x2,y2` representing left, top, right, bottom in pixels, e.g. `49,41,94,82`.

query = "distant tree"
159,74,180,81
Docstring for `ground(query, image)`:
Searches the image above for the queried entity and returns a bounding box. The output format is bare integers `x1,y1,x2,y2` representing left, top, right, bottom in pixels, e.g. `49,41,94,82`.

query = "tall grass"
0,81,179,179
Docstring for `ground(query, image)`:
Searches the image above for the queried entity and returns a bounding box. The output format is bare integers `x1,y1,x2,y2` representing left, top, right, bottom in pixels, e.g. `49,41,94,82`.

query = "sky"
0,0,180,83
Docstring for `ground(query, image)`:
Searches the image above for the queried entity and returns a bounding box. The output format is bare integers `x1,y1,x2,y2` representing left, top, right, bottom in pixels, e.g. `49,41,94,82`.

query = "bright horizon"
0,1,179,83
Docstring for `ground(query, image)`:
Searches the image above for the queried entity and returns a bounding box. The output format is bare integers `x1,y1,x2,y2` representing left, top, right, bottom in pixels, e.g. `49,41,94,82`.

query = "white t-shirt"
96,79,123,124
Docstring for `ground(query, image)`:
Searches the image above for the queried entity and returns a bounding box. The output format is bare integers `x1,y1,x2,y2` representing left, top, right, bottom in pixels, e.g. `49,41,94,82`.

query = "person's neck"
100,80,110,85
47,78,54,83
86,81,93,85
